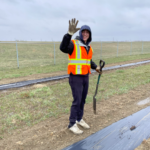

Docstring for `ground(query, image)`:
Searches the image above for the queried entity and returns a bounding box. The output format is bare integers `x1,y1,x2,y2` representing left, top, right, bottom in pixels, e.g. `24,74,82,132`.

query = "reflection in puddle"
137,97,150,105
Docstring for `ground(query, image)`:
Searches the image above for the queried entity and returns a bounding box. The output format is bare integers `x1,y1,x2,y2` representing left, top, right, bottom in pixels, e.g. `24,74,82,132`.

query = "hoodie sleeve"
91,59,97,70
59,33,74,55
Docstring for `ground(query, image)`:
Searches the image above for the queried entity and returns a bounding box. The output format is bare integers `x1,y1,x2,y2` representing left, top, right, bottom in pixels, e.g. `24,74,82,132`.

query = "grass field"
0,63,150,138
0,41,150,70
0,41,150,149
0,41,150,80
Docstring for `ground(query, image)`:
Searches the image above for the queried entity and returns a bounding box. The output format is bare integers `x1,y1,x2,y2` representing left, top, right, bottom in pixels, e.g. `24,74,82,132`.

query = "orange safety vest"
68,40,93,75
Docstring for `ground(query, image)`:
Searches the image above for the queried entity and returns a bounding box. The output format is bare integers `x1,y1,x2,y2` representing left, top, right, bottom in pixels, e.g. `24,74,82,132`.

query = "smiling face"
82,29,90,43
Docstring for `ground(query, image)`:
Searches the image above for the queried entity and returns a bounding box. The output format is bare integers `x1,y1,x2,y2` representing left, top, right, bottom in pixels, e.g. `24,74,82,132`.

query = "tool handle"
99,60,105,71
94,75,101,96
97,74,101,85
93,75,101,115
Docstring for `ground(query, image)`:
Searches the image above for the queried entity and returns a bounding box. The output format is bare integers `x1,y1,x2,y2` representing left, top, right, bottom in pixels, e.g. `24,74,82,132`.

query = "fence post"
54,42,56,65
100,41,102,59
130,41,132,55
16,42,19,68
142,41,143,54
117,41,119,57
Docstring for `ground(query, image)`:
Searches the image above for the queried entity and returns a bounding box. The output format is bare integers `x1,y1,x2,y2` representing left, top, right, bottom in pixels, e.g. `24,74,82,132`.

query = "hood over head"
79,25,92,45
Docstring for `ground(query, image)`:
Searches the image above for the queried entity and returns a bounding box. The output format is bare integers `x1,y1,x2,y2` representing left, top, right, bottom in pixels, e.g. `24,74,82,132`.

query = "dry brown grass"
0,41,150,70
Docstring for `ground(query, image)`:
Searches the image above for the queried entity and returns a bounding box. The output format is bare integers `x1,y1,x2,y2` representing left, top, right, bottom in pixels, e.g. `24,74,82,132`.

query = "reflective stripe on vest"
77,65,81,74
68,60,90,65
69,40,90,64
68,40,92,75
75,41,81,59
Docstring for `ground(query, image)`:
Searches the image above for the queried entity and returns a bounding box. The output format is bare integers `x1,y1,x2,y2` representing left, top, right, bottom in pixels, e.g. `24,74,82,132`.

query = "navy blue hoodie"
79,25,92,45
59,25,97,70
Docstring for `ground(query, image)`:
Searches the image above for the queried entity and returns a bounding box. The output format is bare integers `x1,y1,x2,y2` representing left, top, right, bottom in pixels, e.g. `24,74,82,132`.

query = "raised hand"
68,18,80,35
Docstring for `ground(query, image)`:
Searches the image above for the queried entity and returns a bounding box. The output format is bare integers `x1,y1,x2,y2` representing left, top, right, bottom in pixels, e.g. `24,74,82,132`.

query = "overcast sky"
0,0,150,41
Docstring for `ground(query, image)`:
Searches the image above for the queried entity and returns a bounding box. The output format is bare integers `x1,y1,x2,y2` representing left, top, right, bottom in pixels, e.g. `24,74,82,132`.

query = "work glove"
96,66,102,75
68,18,80,35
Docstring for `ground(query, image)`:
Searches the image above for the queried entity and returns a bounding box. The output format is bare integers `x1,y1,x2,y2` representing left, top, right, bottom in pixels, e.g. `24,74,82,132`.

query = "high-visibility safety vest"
68,40,93,75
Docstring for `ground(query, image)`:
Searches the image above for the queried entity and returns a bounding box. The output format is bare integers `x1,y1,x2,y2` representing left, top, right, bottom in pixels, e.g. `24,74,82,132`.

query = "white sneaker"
76,119,90,129
69,124,83,135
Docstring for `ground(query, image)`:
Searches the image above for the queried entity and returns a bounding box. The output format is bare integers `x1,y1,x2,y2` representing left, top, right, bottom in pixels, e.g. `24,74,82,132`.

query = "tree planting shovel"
93,60,105,114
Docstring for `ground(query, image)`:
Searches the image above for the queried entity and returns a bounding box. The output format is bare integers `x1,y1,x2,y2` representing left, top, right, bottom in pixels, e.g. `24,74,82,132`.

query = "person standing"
60,18,102,134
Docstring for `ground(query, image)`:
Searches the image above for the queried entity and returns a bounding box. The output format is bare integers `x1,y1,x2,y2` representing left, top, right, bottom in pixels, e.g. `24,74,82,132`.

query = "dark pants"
69,74,89,125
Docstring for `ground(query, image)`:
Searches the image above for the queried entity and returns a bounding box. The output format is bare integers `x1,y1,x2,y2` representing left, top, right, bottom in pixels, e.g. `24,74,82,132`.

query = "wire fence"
0,41,150,70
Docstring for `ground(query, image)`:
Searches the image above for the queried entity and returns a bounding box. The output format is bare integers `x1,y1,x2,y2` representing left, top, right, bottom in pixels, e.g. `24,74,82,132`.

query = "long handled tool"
93,60,105,114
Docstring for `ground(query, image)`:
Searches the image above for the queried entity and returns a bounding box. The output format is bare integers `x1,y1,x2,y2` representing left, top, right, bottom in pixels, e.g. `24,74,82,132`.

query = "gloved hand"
96,66,102,74
68,18,80,35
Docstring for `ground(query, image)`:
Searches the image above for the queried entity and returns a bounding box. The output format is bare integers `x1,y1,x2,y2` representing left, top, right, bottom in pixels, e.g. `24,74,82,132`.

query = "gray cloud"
0,0,150,41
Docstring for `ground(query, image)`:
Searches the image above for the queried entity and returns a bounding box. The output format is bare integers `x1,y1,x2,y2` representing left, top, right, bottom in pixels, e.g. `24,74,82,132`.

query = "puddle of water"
137,97,150,105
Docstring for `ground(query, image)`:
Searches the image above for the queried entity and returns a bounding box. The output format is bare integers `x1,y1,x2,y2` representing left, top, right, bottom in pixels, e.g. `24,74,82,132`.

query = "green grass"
0,63,150,136
0,41,150,80
0,53,150,80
